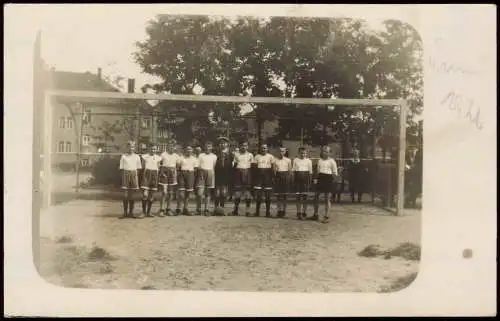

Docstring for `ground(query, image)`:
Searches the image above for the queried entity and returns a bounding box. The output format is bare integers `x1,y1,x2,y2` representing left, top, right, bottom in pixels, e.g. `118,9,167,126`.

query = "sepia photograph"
33,12,424,293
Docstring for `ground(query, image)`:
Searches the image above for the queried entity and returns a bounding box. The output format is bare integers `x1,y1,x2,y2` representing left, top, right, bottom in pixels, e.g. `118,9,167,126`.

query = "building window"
66,117,73,129
141,117,151,129
160,144,168,152
58,141,72,153
82,135,91,146
159,129,169,138
81,159,89,167
82,108,92,124
59,117,66,128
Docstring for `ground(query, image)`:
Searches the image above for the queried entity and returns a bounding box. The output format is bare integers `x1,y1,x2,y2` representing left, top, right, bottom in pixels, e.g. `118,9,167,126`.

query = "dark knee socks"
265,191,271,213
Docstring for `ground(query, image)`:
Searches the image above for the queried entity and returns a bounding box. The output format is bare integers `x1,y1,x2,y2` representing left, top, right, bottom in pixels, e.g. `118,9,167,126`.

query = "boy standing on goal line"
232,141,254,216
119,141,143,219
253,144,275,217
177,145,199,215
158,142,180,216
292,147,313,220
273,147,292,218
196,141,217,216
140,144,162,217
312,146,339,223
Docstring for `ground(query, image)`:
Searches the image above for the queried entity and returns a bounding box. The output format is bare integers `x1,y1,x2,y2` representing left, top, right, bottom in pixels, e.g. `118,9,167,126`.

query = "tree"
133,16,423,153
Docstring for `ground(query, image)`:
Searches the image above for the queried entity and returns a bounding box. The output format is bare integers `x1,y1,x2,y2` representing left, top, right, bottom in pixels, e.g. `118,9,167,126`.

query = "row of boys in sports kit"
119,138,339,223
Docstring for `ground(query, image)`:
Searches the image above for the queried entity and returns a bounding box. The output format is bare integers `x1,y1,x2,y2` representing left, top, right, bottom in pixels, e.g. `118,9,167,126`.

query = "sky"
28,5,388,93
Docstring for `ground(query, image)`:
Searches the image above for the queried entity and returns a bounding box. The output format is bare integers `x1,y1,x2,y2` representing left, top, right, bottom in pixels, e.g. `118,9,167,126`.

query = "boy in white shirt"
140,144,162,217
196,141,217,215
119,141,143,218
253,144,275,217
292,147,313,220
159,142,181,216
178,145,199,215
232,141,254,216
313,146,338,223
273,147,292,218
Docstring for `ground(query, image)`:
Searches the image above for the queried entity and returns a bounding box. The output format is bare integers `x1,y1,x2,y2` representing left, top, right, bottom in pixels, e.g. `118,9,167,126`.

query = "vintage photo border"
4,4,497,317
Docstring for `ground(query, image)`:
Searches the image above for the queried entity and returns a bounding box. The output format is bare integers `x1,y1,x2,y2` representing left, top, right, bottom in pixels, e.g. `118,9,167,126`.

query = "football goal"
39,89,408,215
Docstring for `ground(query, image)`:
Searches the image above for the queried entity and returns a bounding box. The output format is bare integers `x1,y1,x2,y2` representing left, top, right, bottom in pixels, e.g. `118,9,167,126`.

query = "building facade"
47,68,158,169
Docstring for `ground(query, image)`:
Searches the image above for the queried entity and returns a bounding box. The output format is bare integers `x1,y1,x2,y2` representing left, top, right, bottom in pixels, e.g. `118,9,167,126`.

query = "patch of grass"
87,245,116,261
55,235,73,244
358,244,385,258
379,272,418,293
386,242,421,261
140,285,156,290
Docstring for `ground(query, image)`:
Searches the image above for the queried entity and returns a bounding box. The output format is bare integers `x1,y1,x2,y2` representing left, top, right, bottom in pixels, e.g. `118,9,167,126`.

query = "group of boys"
119,137,340,223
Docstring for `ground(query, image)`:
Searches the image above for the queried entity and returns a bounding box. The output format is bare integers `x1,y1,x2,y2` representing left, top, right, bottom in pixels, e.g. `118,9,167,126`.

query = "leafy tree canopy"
133,15,423,155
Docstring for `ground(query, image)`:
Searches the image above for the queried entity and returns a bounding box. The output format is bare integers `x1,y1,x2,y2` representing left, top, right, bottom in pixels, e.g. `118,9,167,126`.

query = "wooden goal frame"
41,89,408,215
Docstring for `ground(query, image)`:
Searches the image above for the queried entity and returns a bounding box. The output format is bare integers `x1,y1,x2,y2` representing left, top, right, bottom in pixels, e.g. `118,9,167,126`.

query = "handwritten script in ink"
429,37,485,131
440,91,484,131
428,37,482,76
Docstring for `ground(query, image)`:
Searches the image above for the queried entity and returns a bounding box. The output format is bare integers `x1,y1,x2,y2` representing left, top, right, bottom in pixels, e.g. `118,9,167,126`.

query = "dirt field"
38,196,421,293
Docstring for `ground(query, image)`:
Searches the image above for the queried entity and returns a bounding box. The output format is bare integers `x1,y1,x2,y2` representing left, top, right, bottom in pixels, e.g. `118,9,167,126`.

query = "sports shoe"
322,216,330,223
175,209,181,216
157,210,165,217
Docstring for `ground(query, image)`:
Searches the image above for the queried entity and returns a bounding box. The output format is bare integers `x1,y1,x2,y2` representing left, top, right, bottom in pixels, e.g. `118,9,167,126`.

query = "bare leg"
233,190,241,215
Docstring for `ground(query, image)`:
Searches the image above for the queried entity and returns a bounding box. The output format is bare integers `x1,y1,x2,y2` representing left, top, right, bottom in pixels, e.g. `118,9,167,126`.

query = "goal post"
42,89,408,215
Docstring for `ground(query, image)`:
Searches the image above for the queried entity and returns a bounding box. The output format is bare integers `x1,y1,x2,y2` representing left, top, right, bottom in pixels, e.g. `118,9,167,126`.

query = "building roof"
47,69,152,110
48,70,120,92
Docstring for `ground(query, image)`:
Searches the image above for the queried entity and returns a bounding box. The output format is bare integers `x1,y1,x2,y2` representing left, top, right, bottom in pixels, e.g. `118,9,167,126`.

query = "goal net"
38,89,408,215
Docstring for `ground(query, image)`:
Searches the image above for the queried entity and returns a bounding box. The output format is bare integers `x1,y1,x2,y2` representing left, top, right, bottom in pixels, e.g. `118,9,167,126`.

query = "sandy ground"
38,196,421,293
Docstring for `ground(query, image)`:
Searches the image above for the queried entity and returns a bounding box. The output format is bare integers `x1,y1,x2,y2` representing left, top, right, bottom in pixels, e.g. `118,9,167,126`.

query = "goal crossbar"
46,89,405,106
42,90,408,216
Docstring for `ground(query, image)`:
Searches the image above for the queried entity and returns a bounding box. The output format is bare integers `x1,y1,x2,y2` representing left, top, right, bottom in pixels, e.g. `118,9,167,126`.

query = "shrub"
358,244,385,258
90,156,121,187
386,242,421,261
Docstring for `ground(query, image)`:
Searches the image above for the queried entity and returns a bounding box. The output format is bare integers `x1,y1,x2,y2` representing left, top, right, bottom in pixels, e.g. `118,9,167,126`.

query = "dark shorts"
159,167,177,186
274,171,291,194
141,169,159,190
294,171,311,194
233,168,252,190
254,168,273,190
122,170,139,190
178,170,195,192
196,169,215,189
316,173,334,194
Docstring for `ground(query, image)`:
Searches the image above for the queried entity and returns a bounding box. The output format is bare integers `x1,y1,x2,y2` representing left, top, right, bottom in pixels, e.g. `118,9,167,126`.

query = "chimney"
97,67,102,79
127,78,135,93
